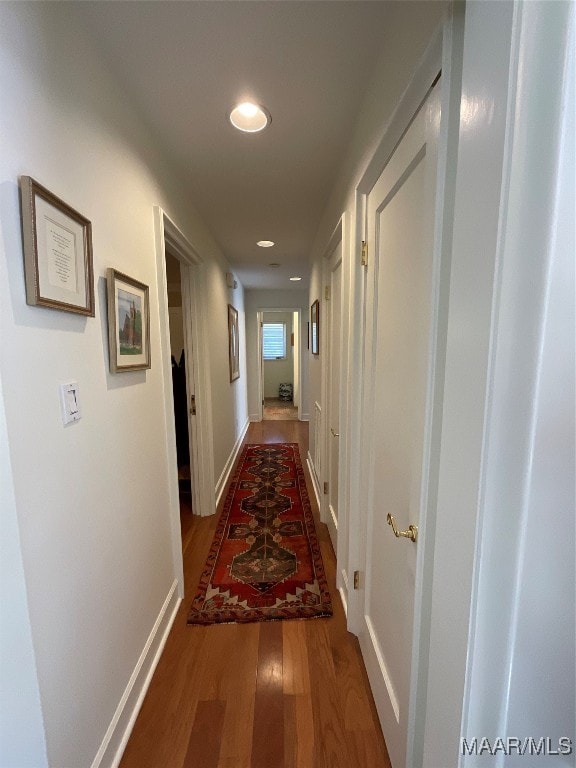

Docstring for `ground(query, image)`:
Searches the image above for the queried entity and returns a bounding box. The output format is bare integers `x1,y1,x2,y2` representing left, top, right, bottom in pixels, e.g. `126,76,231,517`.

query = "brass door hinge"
361,240,368,267
189,395,196,416
323,481,329,495
353,570,360,590
325,285,331,301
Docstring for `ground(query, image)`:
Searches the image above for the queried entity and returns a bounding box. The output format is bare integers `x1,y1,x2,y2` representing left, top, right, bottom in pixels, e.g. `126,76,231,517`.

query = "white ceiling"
71,1,398,291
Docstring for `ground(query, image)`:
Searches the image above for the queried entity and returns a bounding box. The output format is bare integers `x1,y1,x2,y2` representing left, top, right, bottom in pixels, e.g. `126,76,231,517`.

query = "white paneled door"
359,81,441,768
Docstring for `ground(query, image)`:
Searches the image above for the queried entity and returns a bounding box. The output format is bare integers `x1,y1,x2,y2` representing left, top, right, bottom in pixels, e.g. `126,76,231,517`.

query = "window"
262,322,286,360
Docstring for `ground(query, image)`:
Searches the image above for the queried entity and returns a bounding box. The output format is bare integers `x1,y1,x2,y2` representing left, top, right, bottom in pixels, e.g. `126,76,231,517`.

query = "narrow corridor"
120,421,390,768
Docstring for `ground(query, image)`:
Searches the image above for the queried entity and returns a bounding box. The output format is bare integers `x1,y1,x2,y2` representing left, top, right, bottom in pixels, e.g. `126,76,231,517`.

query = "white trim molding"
306,451,322,510
215,418,250,507
154,207,216,525
91,581,181,768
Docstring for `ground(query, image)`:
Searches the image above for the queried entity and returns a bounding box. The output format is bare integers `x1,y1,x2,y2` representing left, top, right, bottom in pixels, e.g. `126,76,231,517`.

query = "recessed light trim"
257,240,275,248
289,276,302,281
230,102,271,133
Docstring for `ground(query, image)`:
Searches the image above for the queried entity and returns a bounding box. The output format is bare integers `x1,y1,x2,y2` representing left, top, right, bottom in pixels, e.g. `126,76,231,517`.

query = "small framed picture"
311,299,319,355
106,269,151,373
19,176,95,316
228,304,240,382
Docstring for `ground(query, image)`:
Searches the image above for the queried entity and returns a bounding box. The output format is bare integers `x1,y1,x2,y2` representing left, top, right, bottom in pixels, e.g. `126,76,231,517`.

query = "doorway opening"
165,250,194,546
155,207,217,597
258,309,301,421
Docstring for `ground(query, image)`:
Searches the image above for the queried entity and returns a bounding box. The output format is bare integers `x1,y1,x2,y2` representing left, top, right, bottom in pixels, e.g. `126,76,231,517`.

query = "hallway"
2,4,573,767
120,421,390,768
263,398,299,421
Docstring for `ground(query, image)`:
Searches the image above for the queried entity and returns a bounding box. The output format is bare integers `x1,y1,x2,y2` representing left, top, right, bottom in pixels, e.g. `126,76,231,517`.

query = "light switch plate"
59,381,81,425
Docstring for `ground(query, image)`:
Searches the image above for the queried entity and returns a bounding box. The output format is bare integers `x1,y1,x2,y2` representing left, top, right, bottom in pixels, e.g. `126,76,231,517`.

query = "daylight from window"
262,322,286,360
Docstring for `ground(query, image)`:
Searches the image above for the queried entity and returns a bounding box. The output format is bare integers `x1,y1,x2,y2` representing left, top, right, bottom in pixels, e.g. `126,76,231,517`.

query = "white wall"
420,3,517,762
503,35,575,752
245,289,309,421
308,273,323,470
305,2,574,766
293,311,300,407
263,311,294,399
206,267,248,476
460,3,575,764
306,0,446,504
0,374,48,768
0,3,246,766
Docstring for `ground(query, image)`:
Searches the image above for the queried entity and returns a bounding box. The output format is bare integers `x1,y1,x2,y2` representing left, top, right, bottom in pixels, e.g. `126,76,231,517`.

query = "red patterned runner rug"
187,443,333,625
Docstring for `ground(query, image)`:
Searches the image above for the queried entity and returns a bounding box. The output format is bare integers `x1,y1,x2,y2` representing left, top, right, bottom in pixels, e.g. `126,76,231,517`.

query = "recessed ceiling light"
268,263,280,268
290,276,302,281
257,240,275,248
229,102,271,133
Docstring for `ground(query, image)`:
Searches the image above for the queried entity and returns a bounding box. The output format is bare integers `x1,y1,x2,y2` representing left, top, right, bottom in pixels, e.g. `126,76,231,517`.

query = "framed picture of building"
106,268,150,373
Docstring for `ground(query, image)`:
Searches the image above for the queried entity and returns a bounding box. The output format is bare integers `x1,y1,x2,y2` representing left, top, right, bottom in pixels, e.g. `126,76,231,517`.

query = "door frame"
320,213,350,609
257,307,303,422
348,11,463,767
347,19,449,633
361,79,442,768
323,237,342,553
154,209,216,590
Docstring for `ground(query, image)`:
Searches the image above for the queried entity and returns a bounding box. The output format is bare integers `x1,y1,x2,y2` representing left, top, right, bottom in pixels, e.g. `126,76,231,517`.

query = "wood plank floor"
120,421,391,768
263,398,299,421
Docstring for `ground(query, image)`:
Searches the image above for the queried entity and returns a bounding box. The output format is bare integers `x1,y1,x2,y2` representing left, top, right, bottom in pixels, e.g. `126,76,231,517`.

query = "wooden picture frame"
311,299,319,355
228,304,240,382
106,269,151,373
19,176,95,316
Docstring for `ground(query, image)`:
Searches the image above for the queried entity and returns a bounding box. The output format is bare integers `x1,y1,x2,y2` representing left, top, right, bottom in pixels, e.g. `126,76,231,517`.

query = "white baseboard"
215,418,250,507
360,614,400,726
328,503,338,532
306,451,321,509
91,580,181,768
336,569,349,619
249,414,261,422
300,413,310,422
338,586,348,618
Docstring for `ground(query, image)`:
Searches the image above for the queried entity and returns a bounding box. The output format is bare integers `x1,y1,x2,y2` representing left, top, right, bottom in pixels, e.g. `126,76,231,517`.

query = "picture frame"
311,299,319,355
106,268,151,373
228,304,240,382
19,176,95,316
